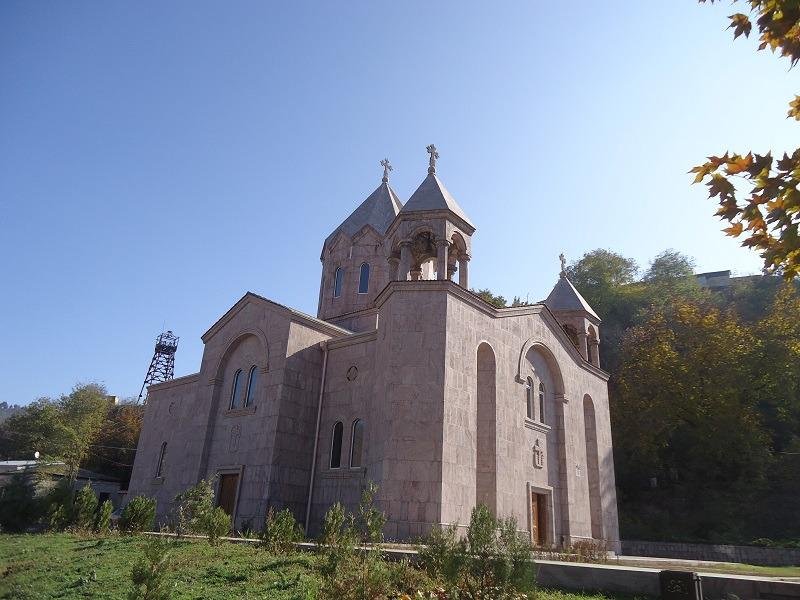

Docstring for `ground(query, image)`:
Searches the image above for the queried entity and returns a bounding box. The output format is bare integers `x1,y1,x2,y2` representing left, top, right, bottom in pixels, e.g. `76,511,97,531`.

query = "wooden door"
217,474,239,517
530,492,546,546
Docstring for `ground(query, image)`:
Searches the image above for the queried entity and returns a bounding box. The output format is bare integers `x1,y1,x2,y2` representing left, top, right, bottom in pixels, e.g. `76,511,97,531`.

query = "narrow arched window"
230,369,243,409
350,419,364,468
358,263,370,294
330,421,343,468
333,267,344,298
538,382,546,423
525,377,534,420
155,442,167,477
245,365,258,407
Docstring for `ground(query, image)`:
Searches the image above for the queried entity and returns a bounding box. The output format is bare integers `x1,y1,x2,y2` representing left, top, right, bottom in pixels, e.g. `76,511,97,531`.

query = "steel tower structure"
138,330,179,402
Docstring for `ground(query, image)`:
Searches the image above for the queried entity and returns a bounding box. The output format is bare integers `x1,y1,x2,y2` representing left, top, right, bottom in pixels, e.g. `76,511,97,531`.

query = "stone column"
458,254,470,288
387,257,399,281
589,339,600,367
577,331,589,361
436,239,449,280
397,241,412,281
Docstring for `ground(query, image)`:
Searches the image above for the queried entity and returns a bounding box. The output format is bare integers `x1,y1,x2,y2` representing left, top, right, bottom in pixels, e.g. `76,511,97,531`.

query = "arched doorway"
476,342,497,515
583,395,603,539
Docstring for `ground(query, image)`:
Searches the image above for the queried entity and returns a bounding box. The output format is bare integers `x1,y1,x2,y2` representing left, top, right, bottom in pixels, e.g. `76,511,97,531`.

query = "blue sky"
1,2,796,405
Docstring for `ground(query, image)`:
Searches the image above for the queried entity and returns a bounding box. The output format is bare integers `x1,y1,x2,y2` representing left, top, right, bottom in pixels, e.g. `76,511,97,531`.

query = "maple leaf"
723,222,744,237
726,153,753,175
728,13,753,39
787,95,800,121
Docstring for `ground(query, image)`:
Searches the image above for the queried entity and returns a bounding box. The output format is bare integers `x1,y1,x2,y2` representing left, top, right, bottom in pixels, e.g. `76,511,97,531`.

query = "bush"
171,479,215,536
419,504,535,600
202,506,231,545
95,499,113,533
261,507,303,553
72,484,98,530
128,536,173,600
0,473,41,532
121,497,156,533
43,478,74,531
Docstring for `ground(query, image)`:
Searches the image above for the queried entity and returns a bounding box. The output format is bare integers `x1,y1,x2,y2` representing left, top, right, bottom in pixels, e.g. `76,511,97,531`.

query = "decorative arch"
515,339,565,396
212,328,270,382
583,394,603,539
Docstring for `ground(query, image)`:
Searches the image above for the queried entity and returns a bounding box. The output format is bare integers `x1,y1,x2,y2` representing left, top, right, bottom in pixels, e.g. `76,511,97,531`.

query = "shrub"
202,506,231,545
128,536,173,600
95,499,113,533
261,507,303,553
419,504,535,600
0,473,41,533
171,479,215,536
72,484,98,530
121,497,156,533
43,478,74,531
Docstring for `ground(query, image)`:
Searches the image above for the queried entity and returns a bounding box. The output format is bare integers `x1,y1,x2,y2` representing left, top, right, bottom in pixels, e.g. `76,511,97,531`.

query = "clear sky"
1,2,796,405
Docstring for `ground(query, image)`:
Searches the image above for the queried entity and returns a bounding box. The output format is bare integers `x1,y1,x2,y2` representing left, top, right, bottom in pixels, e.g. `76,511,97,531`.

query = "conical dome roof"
544,274,600,321
400,173,474,229
324,182,403,249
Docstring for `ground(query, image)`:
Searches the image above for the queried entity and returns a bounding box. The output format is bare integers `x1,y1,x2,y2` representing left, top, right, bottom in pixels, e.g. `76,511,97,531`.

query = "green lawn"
0,533,627,600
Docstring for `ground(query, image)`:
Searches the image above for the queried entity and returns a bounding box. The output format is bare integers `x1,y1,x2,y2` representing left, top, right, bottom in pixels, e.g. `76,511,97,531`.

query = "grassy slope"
0,533,625,600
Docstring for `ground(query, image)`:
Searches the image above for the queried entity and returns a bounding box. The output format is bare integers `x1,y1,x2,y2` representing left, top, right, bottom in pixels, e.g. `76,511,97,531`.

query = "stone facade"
127,160,620,549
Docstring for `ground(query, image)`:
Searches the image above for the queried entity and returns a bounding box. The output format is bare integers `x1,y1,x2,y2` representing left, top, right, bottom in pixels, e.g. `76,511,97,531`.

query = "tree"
613,297,771,541
84,402,143,489
693,1,800,279
471,288,507,308
642,250,704,304
0,383,111,480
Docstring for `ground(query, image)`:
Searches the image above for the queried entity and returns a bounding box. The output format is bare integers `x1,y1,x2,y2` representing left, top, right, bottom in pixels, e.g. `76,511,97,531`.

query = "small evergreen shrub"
202,506,231,545
0,473,41,533
72,484,98,530
95,499,113,533
128,537,173,600
261,507,303,553
171,479,215,536
43,478,74,531
121,497,156,533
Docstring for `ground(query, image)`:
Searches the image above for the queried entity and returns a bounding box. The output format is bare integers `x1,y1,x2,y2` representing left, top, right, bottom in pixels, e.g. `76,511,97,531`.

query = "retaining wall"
622,540,800,567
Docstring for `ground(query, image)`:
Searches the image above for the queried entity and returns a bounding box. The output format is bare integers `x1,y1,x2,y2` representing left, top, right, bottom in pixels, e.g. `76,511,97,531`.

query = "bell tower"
385,145,475,287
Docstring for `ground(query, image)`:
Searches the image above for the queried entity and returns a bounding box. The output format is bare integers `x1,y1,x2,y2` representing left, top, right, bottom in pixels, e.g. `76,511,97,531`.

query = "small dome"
324,182,403,250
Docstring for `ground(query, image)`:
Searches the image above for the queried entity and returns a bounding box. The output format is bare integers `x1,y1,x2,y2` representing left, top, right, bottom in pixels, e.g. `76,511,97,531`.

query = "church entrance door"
530,492,547,547
217,473,239,518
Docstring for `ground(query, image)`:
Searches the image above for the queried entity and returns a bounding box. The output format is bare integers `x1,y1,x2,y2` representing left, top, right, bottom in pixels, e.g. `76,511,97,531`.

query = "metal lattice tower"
138,330,179,403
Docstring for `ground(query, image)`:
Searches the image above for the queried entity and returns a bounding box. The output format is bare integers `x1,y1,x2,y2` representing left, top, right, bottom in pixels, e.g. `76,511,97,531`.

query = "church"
127,146,620,549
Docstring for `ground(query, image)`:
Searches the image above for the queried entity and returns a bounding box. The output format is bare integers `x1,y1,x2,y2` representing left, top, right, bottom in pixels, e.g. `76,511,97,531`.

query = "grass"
0,533,632,600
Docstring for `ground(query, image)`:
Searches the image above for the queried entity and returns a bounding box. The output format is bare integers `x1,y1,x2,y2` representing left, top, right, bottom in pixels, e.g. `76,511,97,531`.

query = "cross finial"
380,158,392,183
559,253,567,277
426,144,439,174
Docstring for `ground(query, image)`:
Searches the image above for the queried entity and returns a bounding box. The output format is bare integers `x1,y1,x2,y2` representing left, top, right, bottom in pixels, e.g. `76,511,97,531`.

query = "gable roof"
324,182,403,249
544,275,600,321
400,173,474,229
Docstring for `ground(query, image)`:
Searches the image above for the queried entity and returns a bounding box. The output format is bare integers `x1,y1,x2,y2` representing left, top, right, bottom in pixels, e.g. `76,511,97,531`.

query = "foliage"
128,537,173,600
5,533,662,600
419,504,535,600
0,473,41,533
0,383,111,480
472,288,508,308
120,497,156,534
261,506,303,553
43,477,75,531
171,479,215,536
95,499,113,533
83,402,143,489
693,1,800,278
203,506,231,545
72,483,99,530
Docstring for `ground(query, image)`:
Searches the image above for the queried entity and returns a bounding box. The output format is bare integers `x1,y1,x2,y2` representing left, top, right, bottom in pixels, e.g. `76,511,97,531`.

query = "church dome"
323,181,403,250
400,172,474,229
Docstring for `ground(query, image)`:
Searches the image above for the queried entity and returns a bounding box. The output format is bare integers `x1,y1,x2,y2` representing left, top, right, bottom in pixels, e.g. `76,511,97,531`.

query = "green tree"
120,496,156,533
72,483,99,530
84,402,143,488
472,288,507,308
693,1,800,278
95,499,113,533
0,473,41,532
642,250,704,304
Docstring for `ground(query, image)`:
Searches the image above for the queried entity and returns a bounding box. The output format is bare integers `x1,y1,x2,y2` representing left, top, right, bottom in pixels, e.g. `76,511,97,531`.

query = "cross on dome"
426,144,439,174
380,158,392,183
559,253,567,277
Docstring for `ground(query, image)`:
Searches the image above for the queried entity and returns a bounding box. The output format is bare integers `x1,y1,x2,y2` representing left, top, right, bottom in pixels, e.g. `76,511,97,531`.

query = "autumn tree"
83,401,143,488
693,1,800,278
613,298,771,541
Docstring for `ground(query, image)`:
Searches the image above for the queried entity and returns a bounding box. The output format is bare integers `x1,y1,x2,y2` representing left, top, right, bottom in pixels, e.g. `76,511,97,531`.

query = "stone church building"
127,147,620,549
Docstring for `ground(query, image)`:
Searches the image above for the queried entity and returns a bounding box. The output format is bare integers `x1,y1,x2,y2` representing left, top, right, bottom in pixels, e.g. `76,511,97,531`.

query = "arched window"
245,365,258,407
358,263,370,294
538,382,546,423
333,267,344,298
350,419,364,468
155,442,167,477
525,377,534,419
230,369,244,409
330,421,343,468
